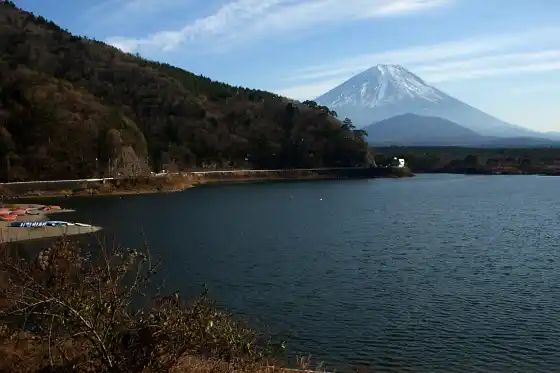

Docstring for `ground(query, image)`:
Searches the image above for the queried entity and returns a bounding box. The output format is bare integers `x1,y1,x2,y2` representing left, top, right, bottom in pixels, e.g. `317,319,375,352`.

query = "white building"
392,157,406,168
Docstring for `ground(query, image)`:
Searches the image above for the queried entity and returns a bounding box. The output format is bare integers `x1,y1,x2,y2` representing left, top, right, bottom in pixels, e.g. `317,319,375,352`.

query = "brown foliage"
0,2,368,182
0,239,273,372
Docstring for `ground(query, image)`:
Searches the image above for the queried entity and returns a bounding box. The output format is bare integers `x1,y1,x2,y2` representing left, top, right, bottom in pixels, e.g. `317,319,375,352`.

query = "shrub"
0,239,272,372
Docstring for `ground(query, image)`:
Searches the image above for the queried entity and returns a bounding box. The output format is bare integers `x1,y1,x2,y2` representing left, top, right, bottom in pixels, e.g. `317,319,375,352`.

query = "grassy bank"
1,168,413,200
0,238,334,373
0,175,195,200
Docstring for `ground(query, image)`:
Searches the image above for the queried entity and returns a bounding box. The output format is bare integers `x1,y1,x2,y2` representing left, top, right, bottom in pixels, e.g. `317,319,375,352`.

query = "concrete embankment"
0,167,413,199
187,166,412,184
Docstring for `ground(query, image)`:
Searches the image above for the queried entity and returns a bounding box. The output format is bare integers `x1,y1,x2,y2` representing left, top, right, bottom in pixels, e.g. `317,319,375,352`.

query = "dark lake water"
40,174,560,372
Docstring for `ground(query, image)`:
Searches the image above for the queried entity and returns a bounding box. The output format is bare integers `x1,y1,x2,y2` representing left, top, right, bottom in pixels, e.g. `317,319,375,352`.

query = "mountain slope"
364,113,486,146
314,64,537,138
0,1,368,181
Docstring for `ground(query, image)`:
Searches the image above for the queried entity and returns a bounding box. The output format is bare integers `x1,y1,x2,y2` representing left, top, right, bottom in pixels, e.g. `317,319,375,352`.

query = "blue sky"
15,0,560,132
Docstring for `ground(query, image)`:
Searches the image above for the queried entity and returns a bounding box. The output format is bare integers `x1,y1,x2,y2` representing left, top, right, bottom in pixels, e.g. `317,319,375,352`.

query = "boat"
8,219,92,228
10,209,27,216
42,205,62,211
25,209,41,215
0,214,17,222
75,222,92,227
47,221,74,226
10,221,47,228
9,220,71,227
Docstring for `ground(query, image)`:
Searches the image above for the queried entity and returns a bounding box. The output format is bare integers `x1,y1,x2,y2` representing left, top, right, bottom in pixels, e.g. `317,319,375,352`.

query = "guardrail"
0,177,116,186
0,167,366,185
188,167,361,175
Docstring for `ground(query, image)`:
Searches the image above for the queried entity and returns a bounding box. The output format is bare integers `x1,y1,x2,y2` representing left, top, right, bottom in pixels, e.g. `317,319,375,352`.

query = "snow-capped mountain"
321,65,444,108
314,64,537,138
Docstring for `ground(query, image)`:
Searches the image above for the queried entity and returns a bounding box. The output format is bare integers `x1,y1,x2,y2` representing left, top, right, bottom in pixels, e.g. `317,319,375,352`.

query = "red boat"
9,209,27,216
0,214,17,221
42,205,62,211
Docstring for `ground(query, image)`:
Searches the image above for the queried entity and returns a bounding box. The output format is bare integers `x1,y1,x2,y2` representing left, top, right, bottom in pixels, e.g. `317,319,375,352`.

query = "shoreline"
413,169,560,176
1,167,414,200
0,168,413,242
0,204,102,243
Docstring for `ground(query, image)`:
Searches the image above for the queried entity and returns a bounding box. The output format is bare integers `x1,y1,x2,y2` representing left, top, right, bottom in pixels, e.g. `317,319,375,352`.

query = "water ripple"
63,175,560,372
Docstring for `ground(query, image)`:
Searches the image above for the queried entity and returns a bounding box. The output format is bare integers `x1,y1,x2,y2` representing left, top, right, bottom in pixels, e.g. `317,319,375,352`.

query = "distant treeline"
375,147,560,175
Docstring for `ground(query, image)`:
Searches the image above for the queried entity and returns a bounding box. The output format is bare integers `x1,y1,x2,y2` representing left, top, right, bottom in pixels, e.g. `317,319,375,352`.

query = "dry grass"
171,355,331,373
1,176,196,199
0,239,290,373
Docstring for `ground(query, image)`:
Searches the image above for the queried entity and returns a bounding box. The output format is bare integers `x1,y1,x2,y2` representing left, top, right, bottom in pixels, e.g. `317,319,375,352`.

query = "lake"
48,174,560,372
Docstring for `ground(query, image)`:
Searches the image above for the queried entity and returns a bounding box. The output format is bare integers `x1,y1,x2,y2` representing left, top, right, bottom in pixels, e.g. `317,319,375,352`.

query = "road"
0,167,363,186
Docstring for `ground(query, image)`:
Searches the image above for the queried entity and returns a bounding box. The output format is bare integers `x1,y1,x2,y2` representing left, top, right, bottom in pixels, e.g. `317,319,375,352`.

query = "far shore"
0,204,101,243
0,167,414,200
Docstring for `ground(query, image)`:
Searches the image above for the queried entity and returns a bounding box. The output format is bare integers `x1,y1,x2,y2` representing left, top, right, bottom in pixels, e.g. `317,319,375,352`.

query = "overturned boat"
9,221,93,228
0,214,17,222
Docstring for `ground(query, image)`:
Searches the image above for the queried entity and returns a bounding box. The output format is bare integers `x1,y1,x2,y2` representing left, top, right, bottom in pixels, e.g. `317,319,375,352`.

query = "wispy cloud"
105,0,454,53
83,0,186,30
416,53,560,82
285,27,560,81
510,83,560,96
275,78,350,100
274,26,560,99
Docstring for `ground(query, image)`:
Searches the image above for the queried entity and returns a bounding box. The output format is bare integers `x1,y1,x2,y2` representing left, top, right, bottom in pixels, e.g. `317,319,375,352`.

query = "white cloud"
285,27,560,81
275,78,350,100
415,50,560,73
423,60,560,83
413,50,560,82
104,0,454,53
510,83,560,95
84,0,186,30
273,26,560,99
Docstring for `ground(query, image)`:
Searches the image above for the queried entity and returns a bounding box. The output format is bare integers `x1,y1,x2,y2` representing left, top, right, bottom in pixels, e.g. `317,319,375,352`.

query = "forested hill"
0,1,369,182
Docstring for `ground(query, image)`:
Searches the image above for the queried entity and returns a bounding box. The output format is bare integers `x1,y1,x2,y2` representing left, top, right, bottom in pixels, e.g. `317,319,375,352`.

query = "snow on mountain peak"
316,64,444,109
312,64,537,137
